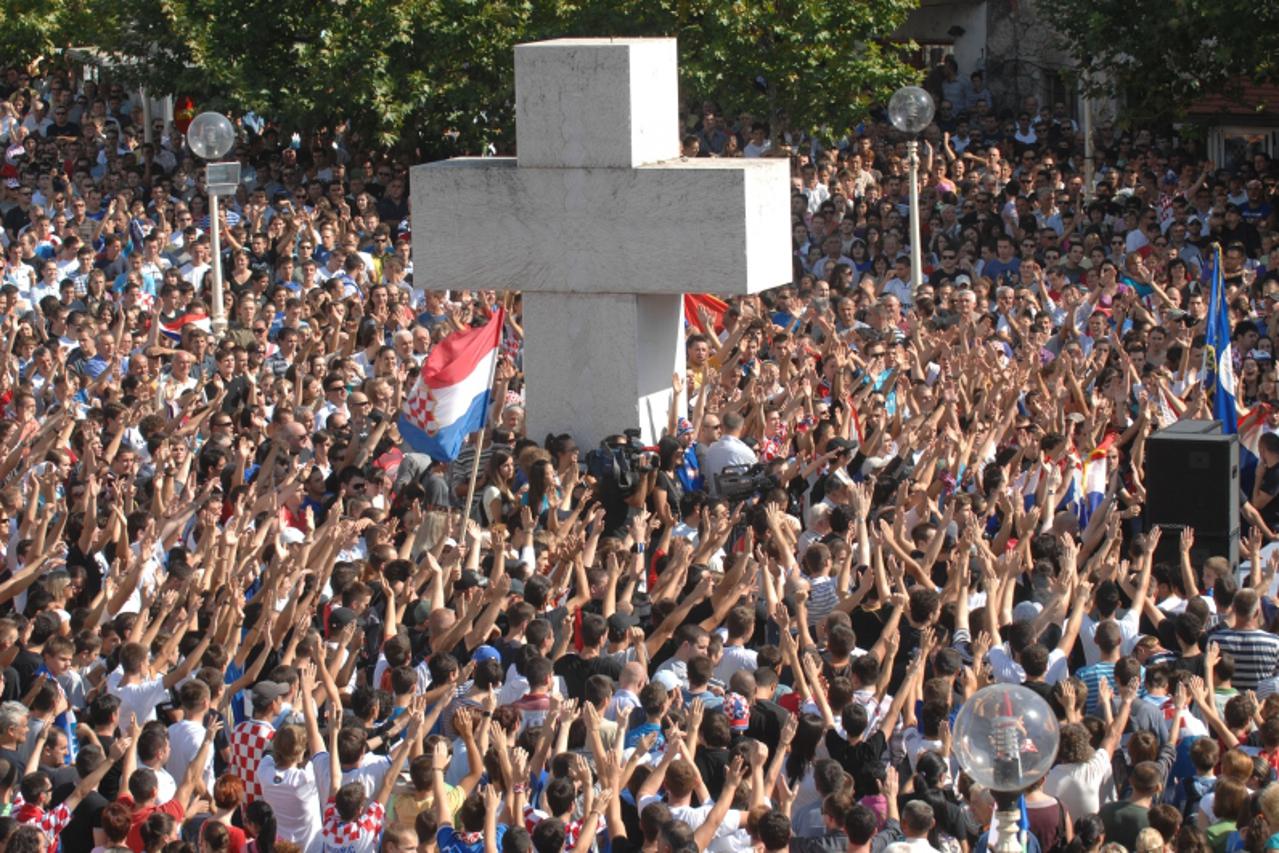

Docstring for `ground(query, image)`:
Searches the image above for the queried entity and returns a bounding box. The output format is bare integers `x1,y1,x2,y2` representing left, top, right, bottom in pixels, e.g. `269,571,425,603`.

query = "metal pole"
462,341,503,522
908,139,923,297
209,186,226,336
141,87,152,146
1081,72,1094,201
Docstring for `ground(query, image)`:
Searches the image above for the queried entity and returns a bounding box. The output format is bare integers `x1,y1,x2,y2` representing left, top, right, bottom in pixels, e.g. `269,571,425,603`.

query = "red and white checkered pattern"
322,799,384,853
523,804,587,850
229,719,275,802
16,801,71,845
403,375,440,436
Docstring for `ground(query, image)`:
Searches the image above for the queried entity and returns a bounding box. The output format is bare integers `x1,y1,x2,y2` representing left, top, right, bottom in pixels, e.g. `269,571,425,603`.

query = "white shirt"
1080,611,1141,665
145,764,177,805
703,435,758,497
714,645,758,684
985,646,1069,685
167,719,212,793
638,794,744,846
258,753,324,853
496,663,567,707
605,688,641,726
113,677,170,725
312,751,391,803
1042,747,1113,821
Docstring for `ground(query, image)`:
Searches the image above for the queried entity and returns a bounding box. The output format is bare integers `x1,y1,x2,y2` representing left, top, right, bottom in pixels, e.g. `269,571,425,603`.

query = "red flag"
684,293,729,334
174,97,197,134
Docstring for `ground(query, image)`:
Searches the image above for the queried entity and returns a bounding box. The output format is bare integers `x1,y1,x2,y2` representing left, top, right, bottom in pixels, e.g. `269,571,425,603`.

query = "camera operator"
703,411,757,497
588,430,657,537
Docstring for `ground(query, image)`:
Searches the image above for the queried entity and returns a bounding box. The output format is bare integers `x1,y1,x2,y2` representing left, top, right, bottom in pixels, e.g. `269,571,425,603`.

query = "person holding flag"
399,307,505,515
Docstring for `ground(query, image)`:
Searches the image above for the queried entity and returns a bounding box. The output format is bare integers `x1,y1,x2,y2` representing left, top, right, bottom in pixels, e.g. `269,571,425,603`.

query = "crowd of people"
0,50,1278,853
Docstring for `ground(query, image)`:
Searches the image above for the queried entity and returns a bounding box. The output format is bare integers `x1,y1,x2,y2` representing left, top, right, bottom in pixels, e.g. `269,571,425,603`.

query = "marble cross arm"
409,157,791,296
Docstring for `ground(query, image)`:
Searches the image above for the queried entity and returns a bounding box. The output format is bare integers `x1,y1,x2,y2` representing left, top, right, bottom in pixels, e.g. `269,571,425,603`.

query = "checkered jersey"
322,799,384,853
522,804,586,850
15,801,72,845
229,719,275,802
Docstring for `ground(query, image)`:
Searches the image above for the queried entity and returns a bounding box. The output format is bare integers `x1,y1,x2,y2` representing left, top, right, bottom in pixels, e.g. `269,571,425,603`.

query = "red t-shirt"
117,794,186,853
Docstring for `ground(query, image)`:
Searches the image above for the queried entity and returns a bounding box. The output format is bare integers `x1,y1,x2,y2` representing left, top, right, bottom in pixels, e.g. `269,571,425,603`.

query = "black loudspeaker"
1145,419,1240,567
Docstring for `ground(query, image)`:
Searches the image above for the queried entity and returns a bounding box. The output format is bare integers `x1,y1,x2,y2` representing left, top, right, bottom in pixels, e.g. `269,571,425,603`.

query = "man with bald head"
606,660,648,725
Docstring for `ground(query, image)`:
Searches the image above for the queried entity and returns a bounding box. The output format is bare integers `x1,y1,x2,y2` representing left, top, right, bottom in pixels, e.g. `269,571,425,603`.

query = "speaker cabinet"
1145,420,1239,566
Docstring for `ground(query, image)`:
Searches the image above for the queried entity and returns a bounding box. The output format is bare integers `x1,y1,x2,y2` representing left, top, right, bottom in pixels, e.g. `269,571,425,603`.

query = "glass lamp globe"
187,112,236,160
952,684,1060,792
888,86,936,136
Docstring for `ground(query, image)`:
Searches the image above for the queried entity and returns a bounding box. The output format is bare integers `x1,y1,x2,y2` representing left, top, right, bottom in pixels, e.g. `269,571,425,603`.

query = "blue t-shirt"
439,824,506,853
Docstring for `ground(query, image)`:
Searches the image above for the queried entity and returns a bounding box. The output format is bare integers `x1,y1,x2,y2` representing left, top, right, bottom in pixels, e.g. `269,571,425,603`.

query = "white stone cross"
411,37,791,447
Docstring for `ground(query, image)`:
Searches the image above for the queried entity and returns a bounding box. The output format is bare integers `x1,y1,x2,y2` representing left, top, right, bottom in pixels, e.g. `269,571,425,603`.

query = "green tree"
67,0,918,156
0,0,93,72
546,0,921,142
1043,0,1279,124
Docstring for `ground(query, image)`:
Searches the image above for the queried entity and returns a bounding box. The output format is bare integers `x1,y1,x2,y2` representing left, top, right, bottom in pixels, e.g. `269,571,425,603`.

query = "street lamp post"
888,86,936,300
186,112,239,337
951,685,1061,853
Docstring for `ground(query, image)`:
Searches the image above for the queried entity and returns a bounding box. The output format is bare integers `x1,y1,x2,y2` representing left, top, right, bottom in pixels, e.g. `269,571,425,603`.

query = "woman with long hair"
1068,815,1108,853
244,798,278,853
784,713,827,816
904,750,969,849
480,448,517,527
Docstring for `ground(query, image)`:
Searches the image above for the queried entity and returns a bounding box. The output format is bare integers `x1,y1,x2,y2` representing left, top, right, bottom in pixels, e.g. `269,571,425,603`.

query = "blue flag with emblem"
1203,244,1237,434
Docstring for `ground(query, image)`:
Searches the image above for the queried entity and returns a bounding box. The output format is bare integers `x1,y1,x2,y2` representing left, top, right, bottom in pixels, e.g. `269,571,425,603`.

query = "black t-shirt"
42,763,79,793
491,637,524,673
54,789,107,852
1022,679,1056,705
1257,466,1279,529
0,747,23,774
849,607,889,656
695,746,731,800
95,734,123,800
747,698,790,755
825,728,887,798
11,649,42,696
553,653,623,702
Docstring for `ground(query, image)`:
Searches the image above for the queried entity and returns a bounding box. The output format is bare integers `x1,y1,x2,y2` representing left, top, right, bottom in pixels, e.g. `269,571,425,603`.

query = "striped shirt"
1077,661,1116,716
1207,628,1279,691
806,576,839,626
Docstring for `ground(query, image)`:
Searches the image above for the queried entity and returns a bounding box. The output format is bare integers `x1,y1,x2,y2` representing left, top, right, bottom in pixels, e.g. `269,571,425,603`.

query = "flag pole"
1201,243,1221,378
462,307,506,523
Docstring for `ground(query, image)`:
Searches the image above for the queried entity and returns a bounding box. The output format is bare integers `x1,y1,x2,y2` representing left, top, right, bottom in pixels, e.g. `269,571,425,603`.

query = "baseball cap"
455,570,488,591
251,680,290,705
954,273,972,286
405,600,432,629
653,670,681,692
328,606,358,632
472,645,501,665
608,613,640,639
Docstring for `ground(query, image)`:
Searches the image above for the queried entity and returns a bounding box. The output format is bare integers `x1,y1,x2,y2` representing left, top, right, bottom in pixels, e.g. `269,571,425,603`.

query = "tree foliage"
32,0,918,157
1043,0,1279,124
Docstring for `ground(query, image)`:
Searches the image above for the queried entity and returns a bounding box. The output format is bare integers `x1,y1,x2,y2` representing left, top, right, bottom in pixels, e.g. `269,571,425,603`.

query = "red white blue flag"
399,309,504,461
158,311,212,343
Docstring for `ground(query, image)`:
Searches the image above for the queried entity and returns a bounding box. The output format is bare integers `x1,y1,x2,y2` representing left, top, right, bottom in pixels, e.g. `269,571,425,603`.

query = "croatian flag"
399,309,504,461
1203,244,1237,433
159,311,212,343
1079,435,1114,527
1238,403,1268,495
